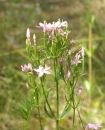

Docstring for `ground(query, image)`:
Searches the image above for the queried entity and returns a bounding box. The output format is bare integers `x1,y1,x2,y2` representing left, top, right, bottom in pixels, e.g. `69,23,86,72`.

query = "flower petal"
44,67,51,71
38,72,44,77
44,71,51,75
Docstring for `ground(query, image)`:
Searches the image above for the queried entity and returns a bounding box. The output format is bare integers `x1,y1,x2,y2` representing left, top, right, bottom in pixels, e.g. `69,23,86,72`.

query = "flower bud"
81,47,85,56
33,34,36,45
66,69,71,80
77,87,82,95
70,39,75,44
26,28,30,38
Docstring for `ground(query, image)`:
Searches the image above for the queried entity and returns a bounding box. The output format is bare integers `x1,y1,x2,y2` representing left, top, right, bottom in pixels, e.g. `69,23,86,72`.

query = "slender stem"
35,85,43,130
72,66,78,129
73,107,75,126
88,23,92,87
72,89,75,130
24,108,32,130
82,56,85,72
41,79,55,118
37,96,43,130
88,23,92,102
56,80,59,130
32,75,43,130
77,108,85,130
44,32,46,47
54,59,59,130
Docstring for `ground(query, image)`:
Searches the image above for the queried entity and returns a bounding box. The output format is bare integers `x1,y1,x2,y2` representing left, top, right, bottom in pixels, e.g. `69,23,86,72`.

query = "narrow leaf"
59,103,71,120
44,103,54,118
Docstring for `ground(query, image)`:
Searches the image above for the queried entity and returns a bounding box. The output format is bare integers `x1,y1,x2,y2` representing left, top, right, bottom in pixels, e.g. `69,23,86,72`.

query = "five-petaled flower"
85,123,102,130
34,65,51,77
21,63,32,72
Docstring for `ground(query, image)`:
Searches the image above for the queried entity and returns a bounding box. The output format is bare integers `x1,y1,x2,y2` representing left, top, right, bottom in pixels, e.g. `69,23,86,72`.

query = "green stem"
72,90,75,130
54,59,59,130
35,87,43,130
88,23,92,87
41,79,55,118
44,32,46,47
32,75,43,130
24,108,32,130
37,97,43,130
88,23,92,103
56,81,59,130
77,108,85,130
72,66,78,129
82,56,85,72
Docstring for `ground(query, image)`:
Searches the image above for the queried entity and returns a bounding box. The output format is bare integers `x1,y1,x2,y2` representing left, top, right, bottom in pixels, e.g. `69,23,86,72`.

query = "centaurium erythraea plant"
20,19,102,130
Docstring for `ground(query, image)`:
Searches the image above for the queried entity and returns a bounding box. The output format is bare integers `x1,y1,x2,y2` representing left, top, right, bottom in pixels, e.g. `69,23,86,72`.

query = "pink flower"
53,20,68,30
46,23,54,31
53,21,61,30
34,65,51,77
70,39,75,44
59,29,70,35
66,69,71,79
21,63,32,72
49,31,54,39
36,20,68,32
85,123,102,130
36,22,53,32
77,87,82,95
61,21,68,27
71,53,81,65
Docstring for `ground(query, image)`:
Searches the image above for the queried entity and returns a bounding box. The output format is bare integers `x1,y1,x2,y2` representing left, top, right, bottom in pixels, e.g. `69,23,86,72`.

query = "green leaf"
19,102,28,115
18,100,30,120
44,103,54,119
59,102,71,120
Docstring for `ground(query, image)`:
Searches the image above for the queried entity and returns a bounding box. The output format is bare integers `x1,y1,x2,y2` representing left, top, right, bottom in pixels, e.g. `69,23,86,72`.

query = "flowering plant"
20,19,102,130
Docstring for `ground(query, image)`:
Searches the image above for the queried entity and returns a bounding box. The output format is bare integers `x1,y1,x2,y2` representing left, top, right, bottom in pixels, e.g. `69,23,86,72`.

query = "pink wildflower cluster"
36,20,69,39
36,20,68,32
21,64,51,78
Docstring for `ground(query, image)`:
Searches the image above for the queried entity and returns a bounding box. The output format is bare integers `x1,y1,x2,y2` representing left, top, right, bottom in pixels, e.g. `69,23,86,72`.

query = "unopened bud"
26,28,30,38
26,39,31,45
81,47,85,56
70,39,75,44
33,34,36,45
33,34,36,40
66,69,71,80
77,87,82,95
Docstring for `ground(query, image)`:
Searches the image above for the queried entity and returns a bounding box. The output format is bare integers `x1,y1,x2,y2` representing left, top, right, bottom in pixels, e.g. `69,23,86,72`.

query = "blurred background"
0,0,105,130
